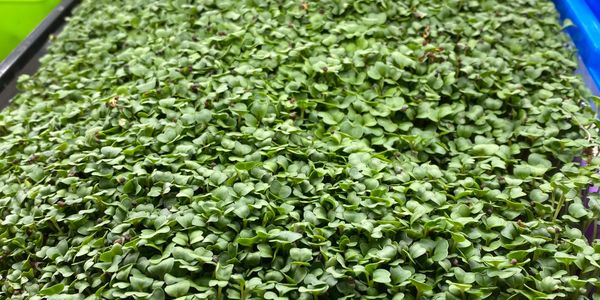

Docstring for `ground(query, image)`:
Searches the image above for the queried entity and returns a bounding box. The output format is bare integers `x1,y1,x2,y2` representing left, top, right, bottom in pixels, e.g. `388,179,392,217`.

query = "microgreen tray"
0,1,598,297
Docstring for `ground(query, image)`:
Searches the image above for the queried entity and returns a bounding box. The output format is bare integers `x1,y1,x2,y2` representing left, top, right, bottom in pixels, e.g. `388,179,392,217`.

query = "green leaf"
157,127,178,144
367,62,387,80
250,100,269,119
137,79,156,92
363,13,387,26
432,240,448,262
390,266,411,284
147,258,174,277
148,186,162,197
141,226,171,239
130,64,149,76
101,146,122,158
130,275,154,291
568,203,588,218
386,97,406,111
215,264,234,281
233,182,254,196
290,248,312,262
509,187,526,199
409,242,427,259
409,279,433,292
148,288,166,300
373,269,391,284
189,230,204,244
39,283,65,295
513,165,531,179
165,280,191,298
176,188,194,199
314,83,328,92
485,215,506,229
173,247,201,261
530,189,549,202
272,231,302,244
270,181,292,198
26,166,45,182
391,52,415,69
235,161,262,171
123,179,140,194
472,144,500,156
340,121,364,139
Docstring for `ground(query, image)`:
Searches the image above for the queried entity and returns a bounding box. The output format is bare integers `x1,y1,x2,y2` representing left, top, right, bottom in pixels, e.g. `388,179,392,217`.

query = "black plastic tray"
0,0,79,109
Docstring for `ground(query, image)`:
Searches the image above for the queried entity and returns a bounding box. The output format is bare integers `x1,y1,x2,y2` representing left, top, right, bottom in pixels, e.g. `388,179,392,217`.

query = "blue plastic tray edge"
584,0,600,20
554,0,600,117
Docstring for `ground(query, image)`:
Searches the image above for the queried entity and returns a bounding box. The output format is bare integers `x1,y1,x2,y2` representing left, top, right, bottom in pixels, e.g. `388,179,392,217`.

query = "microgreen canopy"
1,0,600,299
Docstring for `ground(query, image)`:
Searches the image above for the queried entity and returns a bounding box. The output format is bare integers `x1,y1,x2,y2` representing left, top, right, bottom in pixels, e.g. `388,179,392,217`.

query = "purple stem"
578,158,599,241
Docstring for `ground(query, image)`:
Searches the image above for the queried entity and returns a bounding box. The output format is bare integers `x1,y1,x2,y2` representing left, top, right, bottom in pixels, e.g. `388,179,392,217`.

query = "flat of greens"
1,0,600,299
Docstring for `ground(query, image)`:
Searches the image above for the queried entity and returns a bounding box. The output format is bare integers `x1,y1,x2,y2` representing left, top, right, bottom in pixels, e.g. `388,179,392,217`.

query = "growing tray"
0,0,597,242
0,0,79,109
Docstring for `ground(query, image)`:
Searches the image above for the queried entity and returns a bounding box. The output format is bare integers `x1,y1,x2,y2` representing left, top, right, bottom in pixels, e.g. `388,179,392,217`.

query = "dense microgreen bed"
1,0,600,299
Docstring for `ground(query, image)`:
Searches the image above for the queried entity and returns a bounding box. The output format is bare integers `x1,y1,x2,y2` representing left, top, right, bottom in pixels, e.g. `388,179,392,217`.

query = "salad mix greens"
0,0,600,299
